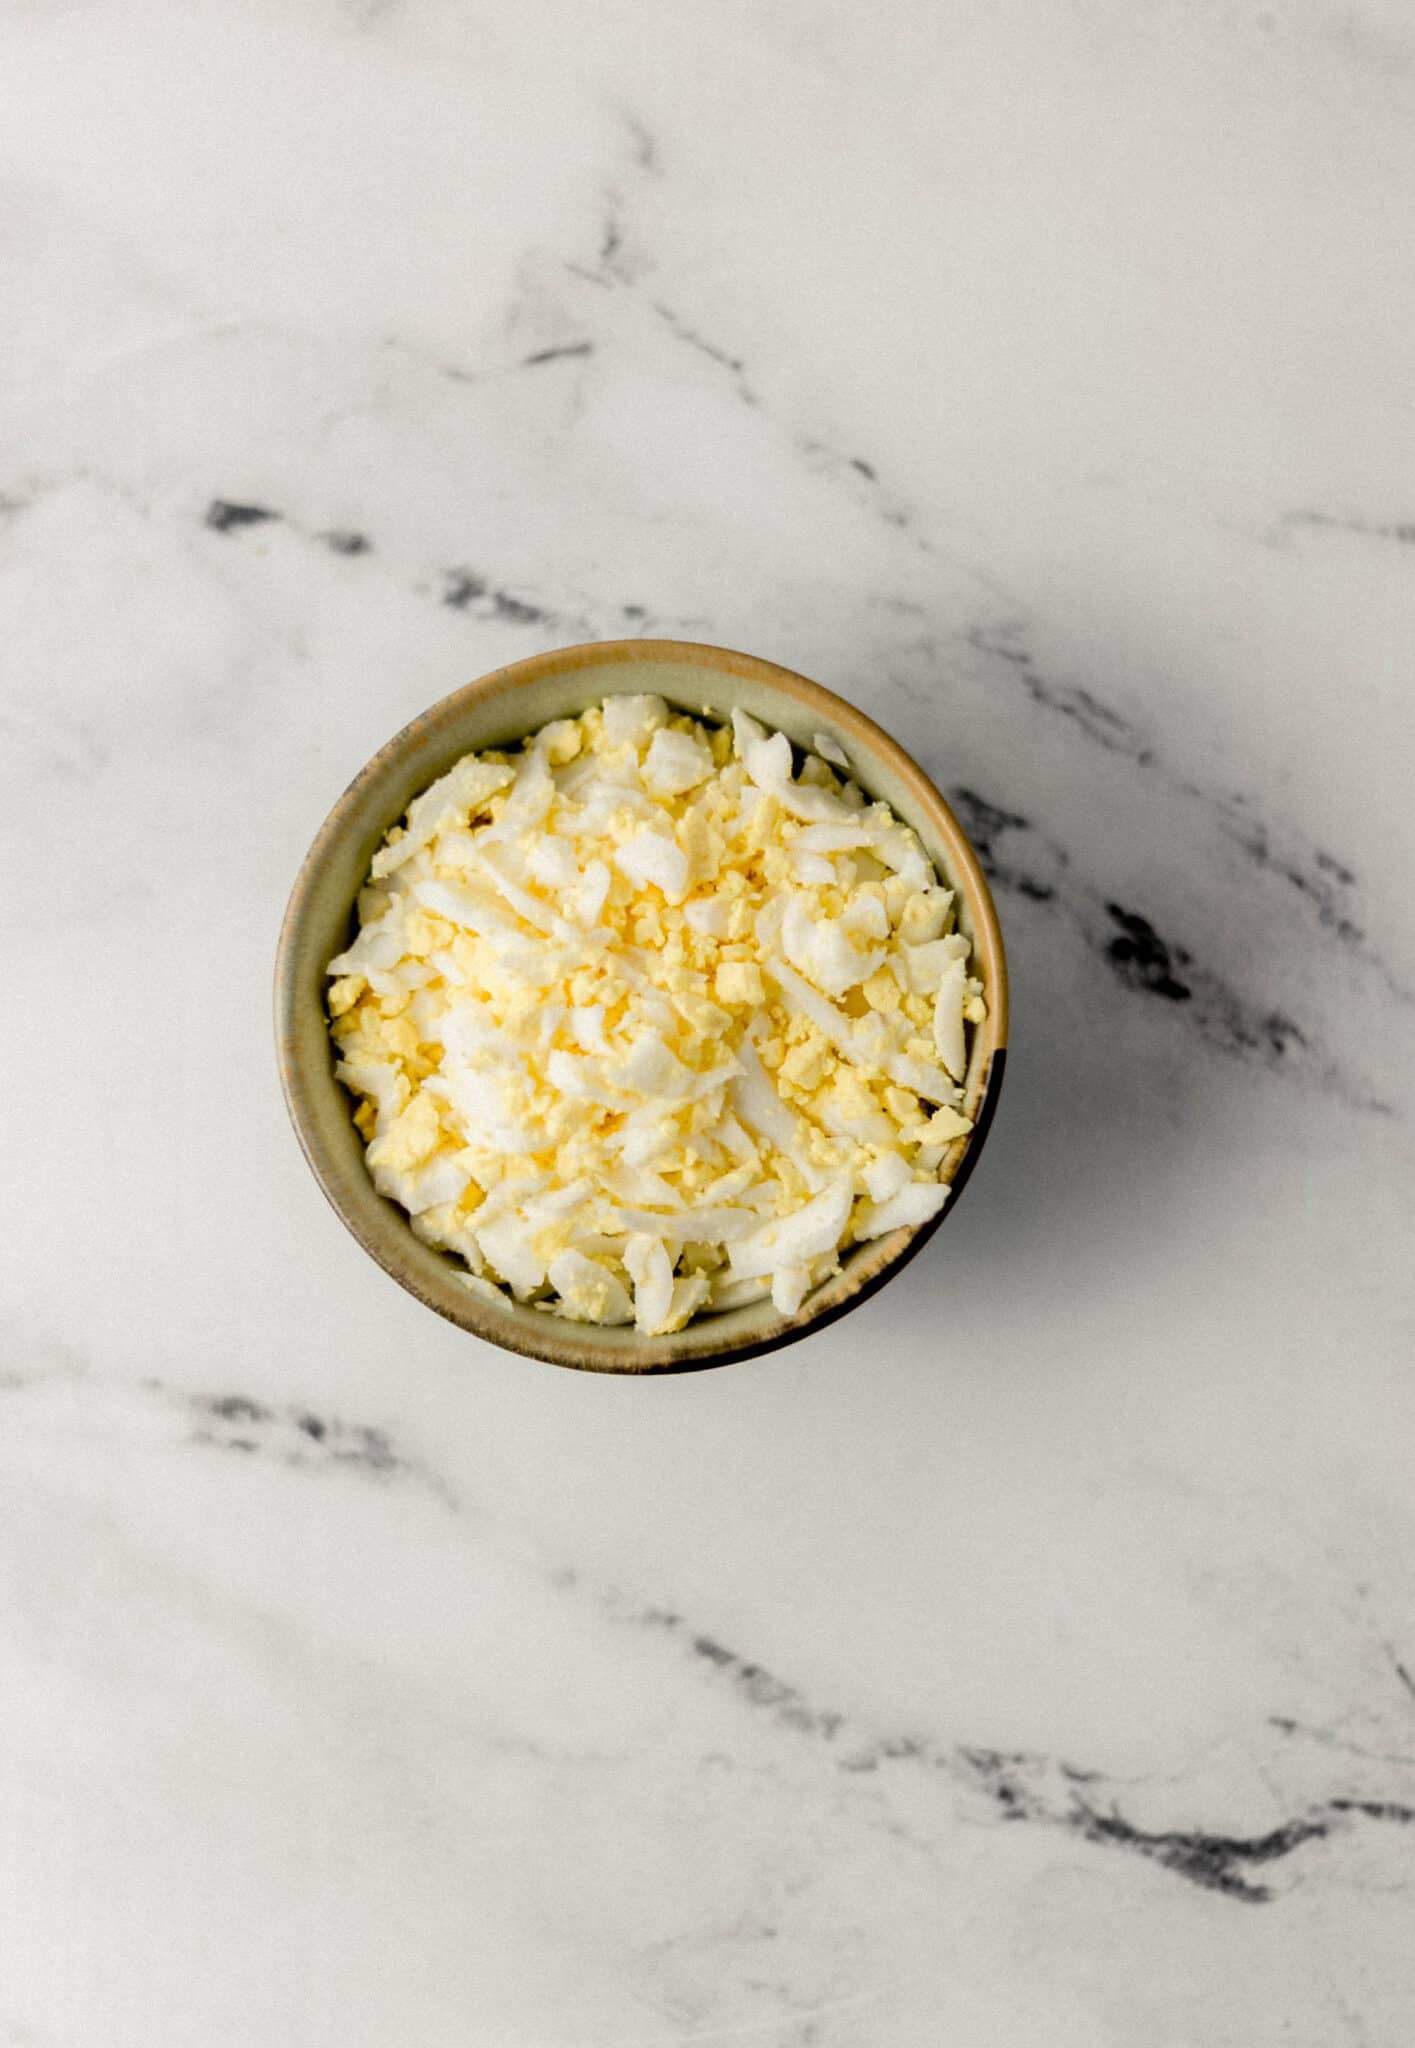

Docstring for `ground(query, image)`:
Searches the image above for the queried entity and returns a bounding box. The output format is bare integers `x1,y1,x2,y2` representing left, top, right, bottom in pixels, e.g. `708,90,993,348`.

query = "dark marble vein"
185,1390,450,1496
522,341,595,367
967,623,1156,765
590,186,649,289
560,113,766,405
942,783,1335,1081
961,620,1407,1020
1068,1808,1328,1902
638,1610,844,1738
1209,794,1367,951
440,567,559,627
954,791,1358,1088
1329,1797,1415,1825
190,479,602,644
613,107,661,178
441,568,488,610
638,295,764,410
796,434,919,536
204,499,279,533
581,109,663,289
1269,1716,1415,1771
946,786,1069,904
1093,895,1373,1084
624,1600,1415,1905
1154,957,1310,1068
1103,903,1193,1002
649,302,747,379
491,590,548,625
207,499,375,567
1283,510,1415,548
964,622,1394,966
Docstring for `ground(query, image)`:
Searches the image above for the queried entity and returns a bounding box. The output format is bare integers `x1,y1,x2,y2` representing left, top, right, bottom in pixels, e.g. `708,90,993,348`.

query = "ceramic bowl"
275,640,1008,1372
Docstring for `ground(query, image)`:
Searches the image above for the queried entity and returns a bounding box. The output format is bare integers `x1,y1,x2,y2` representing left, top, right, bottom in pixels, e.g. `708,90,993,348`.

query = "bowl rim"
274,638,1008,1373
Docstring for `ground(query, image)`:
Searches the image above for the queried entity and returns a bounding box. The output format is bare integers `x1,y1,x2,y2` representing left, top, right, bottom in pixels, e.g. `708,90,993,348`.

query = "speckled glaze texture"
276,641,1008,1371
6,1,1415,2041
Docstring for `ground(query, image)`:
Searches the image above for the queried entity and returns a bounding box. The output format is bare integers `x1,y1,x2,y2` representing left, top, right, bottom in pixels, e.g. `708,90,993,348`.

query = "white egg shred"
325,696,987,1334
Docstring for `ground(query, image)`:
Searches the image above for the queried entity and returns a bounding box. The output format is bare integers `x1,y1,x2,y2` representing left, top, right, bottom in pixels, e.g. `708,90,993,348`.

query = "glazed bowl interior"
275,640,1008,1372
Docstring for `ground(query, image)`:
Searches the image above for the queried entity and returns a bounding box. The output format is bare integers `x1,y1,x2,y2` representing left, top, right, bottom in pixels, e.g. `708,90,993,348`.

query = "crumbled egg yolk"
325,696,986,1334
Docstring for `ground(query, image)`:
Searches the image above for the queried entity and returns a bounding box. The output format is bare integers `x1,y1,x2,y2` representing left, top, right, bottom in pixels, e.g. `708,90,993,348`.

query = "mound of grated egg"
326,695,986,1334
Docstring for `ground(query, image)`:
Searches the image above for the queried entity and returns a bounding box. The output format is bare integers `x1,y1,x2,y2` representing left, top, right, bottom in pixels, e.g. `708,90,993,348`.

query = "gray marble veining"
2,0,1414,2041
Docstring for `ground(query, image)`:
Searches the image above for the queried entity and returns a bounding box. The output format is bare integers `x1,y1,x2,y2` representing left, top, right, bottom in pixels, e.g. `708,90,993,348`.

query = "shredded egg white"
326,696,986,1333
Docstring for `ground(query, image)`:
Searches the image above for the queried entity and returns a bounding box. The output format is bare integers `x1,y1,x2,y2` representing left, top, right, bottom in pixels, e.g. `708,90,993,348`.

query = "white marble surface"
4,0,1415,2039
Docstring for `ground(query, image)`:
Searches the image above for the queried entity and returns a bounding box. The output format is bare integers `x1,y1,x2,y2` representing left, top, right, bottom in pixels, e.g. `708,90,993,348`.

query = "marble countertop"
4,2,1414,2041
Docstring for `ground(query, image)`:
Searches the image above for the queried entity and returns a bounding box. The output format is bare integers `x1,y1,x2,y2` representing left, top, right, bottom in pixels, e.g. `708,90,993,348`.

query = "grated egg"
325,697,985,1334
